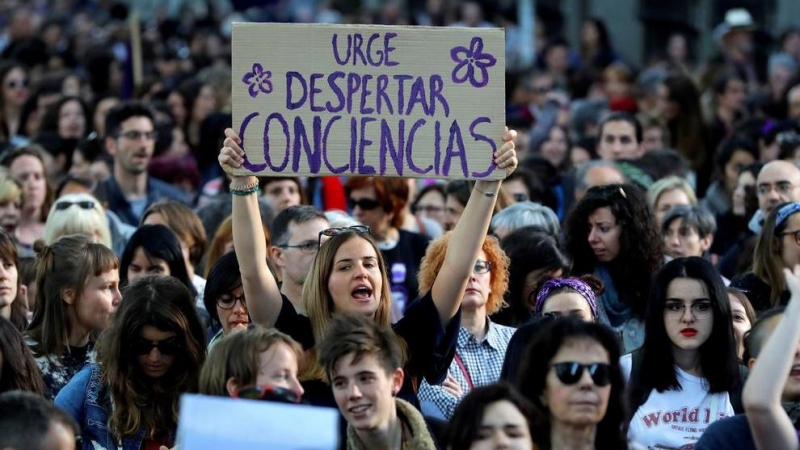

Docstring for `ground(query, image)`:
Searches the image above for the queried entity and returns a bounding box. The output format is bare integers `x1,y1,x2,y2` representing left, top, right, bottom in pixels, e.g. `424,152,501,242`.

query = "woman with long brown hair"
55,275,206,450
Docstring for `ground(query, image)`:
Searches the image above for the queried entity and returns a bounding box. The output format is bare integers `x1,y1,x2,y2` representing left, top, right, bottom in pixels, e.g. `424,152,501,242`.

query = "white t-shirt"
623,354,735,449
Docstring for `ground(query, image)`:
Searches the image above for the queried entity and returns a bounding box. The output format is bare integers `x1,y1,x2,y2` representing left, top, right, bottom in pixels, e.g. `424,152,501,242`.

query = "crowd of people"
3,1,800,449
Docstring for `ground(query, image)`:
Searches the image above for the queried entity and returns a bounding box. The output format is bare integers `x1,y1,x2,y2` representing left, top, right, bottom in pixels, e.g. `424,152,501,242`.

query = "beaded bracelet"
230,185,259,196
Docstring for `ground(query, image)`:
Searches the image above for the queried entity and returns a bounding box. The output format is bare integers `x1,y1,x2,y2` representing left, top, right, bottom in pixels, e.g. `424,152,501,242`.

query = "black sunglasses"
347,198,381,211
130,337,182,356
318,225,370,248
54,200,95,211
551,362,611,386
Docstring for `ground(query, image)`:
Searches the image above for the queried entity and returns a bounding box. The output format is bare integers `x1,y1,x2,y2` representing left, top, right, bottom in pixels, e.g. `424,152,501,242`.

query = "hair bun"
32,239,48,254
578,274,605,297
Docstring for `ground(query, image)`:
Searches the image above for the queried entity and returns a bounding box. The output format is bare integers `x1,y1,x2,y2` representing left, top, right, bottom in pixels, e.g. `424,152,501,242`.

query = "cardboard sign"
231,22,505,180
176,394,339,449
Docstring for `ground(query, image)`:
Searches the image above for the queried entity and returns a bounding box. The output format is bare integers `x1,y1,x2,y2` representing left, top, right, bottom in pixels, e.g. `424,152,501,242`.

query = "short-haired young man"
269,205,329,315
102,102,189,226
597,112,644,161
0,390,78,450
318,313,437,450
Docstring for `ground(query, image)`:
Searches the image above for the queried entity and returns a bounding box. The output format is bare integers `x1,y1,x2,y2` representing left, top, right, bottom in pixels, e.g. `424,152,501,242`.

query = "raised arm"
431,128,517,326
219,128,283,326
743,265,800,450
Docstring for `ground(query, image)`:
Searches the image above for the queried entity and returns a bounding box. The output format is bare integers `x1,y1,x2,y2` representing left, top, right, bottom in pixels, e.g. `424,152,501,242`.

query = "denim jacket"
55,364,171,450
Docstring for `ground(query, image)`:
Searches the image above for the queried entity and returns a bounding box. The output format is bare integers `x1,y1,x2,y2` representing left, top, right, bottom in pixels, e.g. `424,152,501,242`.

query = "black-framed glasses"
278,240,318,254
347,198,381,211
54,200,95,211
664,300,714,320
473,260,492,274
217,293,246,310
234,386,301,404
129,336,182,356
318,225,370,248
119,130,157,141
782,229,800,246
551,362,611,386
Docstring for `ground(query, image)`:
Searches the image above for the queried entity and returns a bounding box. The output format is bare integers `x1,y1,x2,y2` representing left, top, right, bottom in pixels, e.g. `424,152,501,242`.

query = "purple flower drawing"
450,37,497,88
242,63,273,98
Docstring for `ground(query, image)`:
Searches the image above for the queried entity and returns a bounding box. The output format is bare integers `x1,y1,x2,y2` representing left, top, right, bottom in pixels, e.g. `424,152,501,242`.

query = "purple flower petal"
450,45,471,63
252,63,264,76
243,72,255,85
452,60,472,84
248,83,259,98
471,65,489,88
469,37,483,55
474,53,497,69
263,70,272,80
259,80,273,94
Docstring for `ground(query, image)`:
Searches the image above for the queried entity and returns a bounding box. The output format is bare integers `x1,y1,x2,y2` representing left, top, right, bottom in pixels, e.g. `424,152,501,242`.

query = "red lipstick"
680,328,698,337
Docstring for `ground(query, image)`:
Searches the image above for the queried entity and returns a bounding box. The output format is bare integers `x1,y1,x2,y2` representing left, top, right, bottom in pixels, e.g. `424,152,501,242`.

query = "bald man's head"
575,163,626,202
756,160,800,215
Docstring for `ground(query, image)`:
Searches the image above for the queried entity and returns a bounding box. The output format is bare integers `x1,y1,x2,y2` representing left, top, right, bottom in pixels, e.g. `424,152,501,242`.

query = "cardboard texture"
232,22,505,180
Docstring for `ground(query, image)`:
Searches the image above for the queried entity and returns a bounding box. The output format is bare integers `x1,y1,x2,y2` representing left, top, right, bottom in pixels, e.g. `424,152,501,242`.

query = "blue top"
103,175,190,226
55,364,176,450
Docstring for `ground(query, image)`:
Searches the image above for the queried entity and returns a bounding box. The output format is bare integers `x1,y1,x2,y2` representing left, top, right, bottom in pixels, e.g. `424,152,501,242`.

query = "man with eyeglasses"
102,102,189,226
269,205,329,315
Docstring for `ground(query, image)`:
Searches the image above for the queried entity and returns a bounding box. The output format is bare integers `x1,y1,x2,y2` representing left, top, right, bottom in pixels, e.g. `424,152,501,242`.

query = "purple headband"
534,278,598,318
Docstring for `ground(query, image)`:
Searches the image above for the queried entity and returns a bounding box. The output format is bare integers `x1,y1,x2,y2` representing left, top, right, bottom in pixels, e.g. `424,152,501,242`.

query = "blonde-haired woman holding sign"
218,125,517,408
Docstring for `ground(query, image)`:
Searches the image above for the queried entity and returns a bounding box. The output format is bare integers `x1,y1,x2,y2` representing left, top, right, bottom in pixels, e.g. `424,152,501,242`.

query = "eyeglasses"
347,198,381,211
782,229,800,246
278,240,318,254
234,386,301,404
217,293,247,310
412,205,443,214
318,225,370,248
551,362,611,386
129,336,182,356
5,79,27,89
54,200,95,211
473,259,492,274
664,300,714,320
119,130,157,141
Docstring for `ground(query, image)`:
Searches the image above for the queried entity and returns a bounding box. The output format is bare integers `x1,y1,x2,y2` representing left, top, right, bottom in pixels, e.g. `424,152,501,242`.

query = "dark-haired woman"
444,383,535,450
203,251,250,349
565,183,662,353
517,318,631,450
55,275,206,450
119,224,197,297
624,257,741,448
0,317,44,395
492,227,569,327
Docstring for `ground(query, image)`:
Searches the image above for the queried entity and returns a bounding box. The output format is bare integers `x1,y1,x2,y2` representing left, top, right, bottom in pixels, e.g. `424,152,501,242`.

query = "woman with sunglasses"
219,126,517,408
564,183,663,354
344,176,430,321
26,234,121,399
624,257,741,448
0,63,29,145
200,324,304,402
416,233,514,420
43,193,112,249
517,317,630,450
55,275,206,450
731,202,800,312
500,276,599,384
